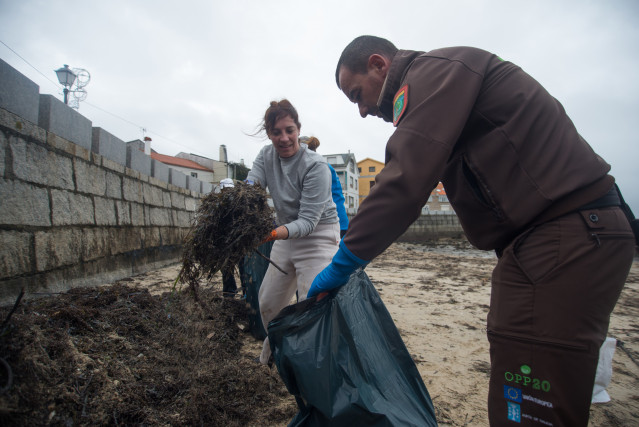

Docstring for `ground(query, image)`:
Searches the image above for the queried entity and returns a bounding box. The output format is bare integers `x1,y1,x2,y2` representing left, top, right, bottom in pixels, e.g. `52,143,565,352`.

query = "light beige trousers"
258,222,339,364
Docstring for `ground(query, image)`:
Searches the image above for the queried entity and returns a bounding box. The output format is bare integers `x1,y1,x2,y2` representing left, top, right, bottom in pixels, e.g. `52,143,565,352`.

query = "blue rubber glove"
307,241,369,298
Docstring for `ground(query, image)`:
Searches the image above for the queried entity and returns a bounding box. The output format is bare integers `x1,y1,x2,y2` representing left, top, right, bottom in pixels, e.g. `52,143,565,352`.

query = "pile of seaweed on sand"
0,282,298,426
178,182,275,299
0,183,298,426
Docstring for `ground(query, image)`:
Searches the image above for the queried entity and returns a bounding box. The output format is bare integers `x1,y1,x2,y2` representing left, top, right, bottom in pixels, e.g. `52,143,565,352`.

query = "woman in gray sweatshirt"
246,99,339,366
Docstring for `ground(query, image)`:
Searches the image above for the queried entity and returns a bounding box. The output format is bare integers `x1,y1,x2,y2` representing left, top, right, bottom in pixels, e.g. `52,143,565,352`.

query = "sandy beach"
239,240,639,426
356,242,639,426
2,240,637,426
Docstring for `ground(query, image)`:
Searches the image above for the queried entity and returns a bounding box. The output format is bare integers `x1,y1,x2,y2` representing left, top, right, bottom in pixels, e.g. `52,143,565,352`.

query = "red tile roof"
431,182,446,195
150,152,212,171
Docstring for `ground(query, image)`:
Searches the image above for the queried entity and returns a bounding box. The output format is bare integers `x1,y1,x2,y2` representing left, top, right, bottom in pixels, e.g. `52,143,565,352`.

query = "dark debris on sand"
0,283,297,426
179,183,274,300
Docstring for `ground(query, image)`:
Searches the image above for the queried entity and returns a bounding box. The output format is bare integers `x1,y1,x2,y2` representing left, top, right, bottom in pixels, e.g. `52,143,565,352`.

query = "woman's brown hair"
258,99,301,137
305,136,320,151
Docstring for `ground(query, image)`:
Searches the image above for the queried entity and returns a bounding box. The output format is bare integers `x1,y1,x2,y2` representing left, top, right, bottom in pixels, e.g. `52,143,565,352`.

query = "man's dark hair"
335,35,398,88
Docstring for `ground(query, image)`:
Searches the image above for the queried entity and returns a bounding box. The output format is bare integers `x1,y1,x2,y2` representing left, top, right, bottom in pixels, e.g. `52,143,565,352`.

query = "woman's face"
269,115,300,158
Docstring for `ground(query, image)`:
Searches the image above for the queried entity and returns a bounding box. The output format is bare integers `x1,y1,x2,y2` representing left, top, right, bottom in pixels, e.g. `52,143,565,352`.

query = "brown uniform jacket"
344,47,613,260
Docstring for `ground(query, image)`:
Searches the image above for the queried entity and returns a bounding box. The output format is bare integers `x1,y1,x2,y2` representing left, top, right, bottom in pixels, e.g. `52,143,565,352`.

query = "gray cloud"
1,0,637,211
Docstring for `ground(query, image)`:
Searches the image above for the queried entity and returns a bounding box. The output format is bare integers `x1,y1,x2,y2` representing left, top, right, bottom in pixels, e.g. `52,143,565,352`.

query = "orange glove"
262,226,289,243
263,229,279,243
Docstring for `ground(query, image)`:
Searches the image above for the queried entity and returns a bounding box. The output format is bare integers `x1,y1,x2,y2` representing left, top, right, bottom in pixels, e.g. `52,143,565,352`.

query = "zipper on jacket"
461,156,505,221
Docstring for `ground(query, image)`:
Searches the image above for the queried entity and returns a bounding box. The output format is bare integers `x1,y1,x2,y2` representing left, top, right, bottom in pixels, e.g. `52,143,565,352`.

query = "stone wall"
0,59,211,306
0,58,467,307
397,212,466,243
344,211,466,243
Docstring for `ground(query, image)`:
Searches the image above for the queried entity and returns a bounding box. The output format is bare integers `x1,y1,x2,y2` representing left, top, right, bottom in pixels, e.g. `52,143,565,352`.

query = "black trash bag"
239,241,274,340
268,270,438,426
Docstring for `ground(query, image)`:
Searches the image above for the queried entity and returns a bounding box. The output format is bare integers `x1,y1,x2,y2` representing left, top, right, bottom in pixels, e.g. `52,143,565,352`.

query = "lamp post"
54,64,77,105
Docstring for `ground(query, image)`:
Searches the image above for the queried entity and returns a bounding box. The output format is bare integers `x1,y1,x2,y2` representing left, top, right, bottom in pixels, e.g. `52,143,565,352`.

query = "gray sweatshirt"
247,144,338,239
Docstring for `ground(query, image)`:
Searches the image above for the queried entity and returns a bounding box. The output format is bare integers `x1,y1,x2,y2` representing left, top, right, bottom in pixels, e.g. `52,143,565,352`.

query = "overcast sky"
1,0,637,212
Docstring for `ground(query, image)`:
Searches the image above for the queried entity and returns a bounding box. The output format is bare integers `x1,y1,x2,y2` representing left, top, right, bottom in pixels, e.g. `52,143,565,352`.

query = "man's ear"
368,54,389,74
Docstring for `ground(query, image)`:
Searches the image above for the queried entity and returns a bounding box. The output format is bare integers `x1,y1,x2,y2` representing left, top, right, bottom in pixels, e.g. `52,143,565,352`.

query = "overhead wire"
0,39,212,158
0,40,60,90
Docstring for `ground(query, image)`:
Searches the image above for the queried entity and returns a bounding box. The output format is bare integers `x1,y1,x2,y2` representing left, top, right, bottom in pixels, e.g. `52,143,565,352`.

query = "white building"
151,152,215,183
175,145,236,185
323,152,359,214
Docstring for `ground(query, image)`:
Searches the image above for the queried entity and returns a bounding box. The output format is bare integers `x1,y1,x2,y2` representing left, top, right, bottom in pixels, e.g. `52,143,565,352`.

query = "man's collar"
377,50,424,122
376,72,390,108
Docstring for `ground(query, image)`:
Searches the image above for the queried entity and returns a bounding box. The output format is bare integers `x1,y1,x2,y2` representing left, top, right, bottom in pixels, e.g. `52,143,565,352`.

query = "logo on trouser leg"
507,401,521,422
504,364,551,392
501,364,556,425
504,385,522,402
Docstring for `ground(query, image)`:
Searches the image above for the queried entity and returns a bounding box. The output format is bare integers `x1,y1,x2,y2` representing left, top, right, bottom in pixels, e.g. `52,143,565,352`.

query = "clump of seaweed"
178,183,275,298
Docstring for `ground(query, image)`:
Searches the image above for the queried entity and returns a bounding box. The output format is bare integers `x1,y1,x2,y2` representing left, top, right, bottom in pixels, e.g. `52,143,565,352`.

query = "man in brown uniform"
307,35,638,426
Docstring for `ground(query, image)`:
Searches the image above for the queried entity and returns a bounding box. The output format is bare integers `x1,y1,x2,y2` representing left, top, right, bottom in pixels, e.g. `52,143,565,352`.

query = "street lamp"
54,64,77,105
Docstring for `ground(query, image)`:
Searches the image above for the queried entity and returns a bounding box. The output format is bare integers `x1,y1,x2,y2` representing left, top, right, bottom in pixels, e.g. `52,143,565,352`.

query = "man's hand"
262,225,289,243
307,241,369,298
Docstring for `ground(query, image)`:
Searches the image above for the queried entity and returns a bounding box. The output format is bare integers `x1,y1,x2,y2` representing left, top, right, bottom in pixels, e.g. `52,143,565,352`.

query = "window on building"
349,177,353,188
349,196,354,208
358,167,362,173
369,181,375,189
369,166,375,172
428,196,433,202
439,195,449,202
349,162,354,173
191,172,198,178
355,180,358,190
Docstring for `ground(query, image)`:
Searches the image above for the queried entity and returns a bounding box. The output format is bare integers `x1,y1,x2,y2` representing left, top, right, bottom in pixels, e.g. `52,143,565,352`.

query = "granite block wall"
397,212,465,242
0,60,209,306
0,107,202,306
0,57,465,307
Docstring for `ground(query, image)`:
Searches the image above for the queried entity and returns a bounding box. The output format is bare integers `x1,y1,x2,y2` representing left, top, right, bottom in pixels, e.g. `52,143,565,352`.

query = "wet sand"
137,241,639,426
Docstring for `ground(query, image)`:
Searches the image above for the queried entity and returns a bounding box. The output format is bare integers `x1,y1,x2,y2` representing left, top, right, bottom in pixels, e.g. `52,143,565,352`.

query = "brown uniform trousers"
487,206,635,426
